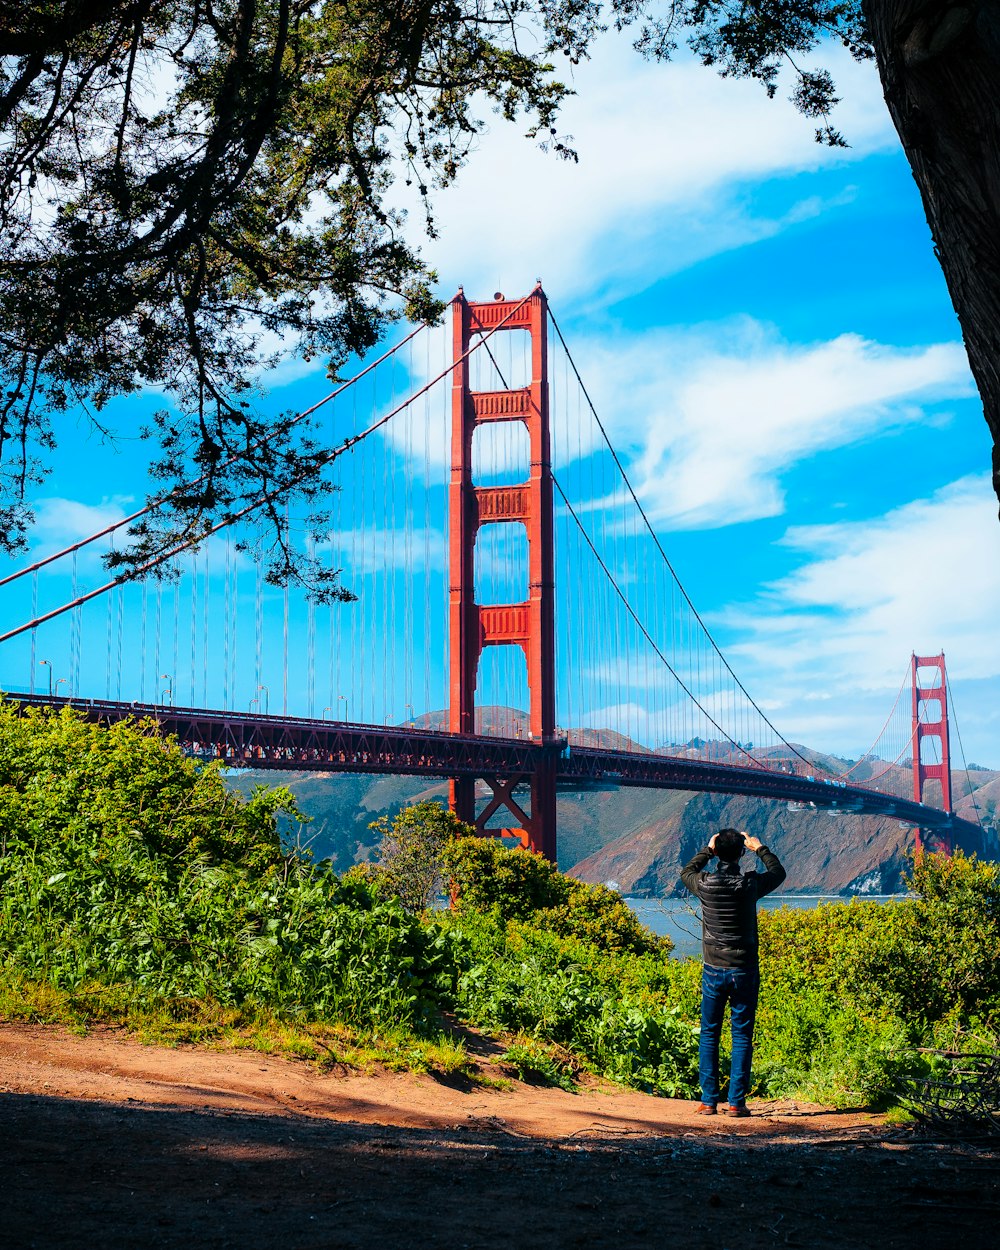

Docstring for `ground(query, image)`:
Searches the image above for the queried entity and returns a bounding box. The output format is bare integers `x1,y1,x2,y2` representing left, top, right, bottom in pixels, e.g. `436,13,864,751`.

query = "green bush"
444,835,671,957
747,854,1000,1106
0,701,296,873
3,711,997,1112
367,800,471,913
850,853,1000,1022
439,907,698,1095
0,708,457,1032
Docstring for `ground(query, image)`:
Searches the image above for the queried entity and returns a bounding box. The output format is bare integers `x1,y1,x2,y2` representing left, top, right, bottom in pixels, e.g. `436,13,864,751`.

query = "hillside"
227,710,1000,896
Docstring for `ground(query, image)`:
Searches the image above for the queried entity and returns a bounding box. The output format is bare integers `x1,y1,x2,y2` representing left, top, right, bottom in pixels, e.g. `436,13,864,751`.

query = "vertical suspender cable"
230,537,238,705
307,533,316,717
140,578,147,703
423,329,432,720
329,470,339,715
201,541,210,705
189,548,198,704
386,353,397,722
282,507,290,716
29,569,38,694
71,551,80,696
154,582,162,697
115,582,124,700
255,524,264,703
105,535,114,698
403,336,414,719
351,381,360,722
223,535,231,709
171,580,179,707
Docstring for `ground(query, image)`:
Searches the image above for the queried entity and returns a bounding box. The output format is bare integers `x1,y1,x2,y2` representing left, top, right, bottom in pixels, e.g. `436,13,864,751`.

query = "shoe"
724,1104,750,1118
694,1103,717,1115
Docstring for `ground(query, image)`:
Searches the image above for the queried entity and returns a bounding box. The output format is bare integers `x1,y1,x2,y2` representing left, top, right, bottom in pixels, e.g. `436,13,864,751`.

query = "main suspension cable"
552,471,764,769
548,308,814,771
948,678,986,831
0,322,429,591
0,289,540,644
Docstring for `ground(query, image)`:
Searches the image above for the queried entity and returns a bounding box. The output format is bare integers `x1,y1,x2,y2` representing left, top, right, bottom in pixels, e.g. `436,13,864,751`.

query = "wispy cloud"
32,496,136,556
561,319,973,528
416,39,896,301
716,476,1000,758
322,525,446,577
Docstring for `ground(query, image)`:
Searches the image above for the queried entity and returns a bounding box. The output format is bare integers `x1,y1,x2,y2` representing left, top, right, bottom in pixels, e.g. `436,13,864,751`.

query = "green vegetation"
751,854,1000,1106
348,801,466,913
0,705,459,1064
1,705,998,1108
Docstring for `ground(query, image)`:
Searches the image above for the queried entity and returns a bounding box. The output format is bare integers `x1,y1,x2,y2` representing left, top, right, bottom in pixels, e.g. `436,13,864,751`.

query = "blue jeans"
699,963,759,1107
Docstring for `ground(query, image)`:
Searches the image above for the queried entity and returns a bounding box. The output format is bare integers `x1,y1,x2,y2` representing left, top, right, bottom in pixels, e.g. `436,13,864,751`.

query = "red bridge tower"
448,285,559,860
911,651,953,852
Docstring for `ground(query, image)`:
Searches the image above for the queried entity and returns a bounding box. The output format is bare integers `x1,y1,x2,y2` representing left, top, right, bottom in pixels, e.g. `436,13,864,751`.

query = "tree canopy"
1,1,997,577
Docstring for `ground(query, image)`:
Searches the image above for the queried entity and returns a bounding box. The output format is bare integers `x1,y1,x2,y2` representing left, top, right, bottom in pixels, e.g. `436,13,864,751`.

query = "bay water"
627,895,907,960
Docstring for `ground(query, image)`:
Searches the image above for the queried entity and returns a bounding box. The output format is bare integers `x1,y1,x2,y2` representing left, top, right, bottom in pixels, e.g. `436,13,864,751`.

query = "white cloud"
322,525,446,576
718,476,1000,760
770,476,1000,679
415,38,897,301
376,313,960,521
31,496,136,565
558,320,973,528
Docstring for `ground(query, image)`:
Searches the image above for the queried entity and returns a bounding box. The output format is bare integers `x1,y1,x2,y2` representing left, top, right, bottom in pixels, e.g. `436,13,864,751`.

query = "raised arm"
743,835,786,898
680,846,714,897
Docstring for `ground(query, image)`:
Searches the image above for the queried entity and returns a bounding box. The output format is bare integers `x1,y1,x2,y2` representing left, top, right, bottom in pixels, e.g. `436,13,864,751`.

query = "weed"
500,1039,577,1091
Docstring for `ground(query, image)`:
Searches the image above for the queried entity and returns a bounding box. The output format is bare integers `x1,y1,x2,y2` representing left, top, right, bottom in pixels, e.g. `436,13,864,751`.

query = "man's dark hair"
714,828,745,862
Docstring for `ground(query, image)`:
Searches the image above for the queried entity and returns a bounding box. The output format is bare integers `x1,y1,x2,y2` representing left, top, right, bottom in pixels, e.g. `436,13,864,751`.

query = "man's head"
714,828,746,862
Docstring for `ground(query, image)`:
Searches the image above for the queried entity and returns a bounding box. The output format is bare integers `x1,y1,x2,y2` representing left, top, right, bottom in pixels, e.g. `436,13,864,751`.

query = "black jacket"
680,846,786,969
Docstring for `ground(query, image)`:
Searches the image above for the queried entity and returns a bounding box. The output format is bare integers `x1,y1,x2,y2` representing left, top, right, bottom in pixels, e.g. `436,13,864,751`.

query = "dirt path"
1,1024,997,1248
0,1023,882,1141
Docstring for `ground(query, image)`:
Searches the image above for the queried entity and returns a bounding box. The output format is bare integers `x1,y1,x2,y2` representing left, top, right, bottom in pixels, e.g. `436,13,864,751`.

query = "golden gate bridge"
0,286,981,856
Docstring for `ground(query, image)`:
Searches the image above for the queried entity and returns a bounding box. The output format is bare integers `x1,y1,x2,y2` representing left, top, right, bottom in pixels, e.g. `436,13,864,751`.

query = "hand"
742,831,763,852
707,832,719,855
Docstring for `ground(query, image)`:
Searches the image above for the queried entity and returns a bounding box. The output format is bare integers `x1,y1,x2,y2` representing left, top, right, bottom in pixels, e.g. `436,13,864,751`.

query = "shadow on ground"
2,1093,998,1249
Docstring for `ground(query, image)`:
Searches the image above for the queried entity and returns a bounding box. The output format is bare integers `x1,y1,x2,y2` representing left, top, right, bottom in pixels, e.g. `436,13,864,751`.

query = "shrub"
443,835,671,957
0,709,458,1033
368,801,472,913
857,852,1000,1022
0,819,461,1029
439,907,697,1096
0,701,297,873
748,854,1000,1106
5,714,997,1112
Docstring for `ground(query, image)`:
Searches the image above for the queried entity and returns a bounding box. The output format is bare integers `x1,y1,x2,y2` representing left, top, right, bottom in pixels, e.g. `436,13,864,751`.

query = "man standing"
680,828,786,1118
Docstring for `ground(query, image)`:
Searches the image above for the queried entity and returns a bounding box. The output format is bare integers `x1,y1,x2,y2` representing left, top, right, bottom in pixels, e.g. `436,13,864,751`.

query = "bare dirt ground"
1,1023,997,1249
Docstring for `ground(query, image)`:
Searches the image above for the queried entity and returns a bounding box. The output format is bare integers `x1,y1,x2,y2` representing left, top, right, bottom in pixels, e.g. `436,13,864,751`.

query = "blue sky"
3,36,999,767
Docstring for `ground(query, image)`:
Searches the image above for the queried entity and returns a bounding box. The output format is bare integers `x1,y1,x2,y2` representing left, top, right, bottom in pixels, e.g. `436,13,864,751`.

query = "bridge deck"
3,693,973,836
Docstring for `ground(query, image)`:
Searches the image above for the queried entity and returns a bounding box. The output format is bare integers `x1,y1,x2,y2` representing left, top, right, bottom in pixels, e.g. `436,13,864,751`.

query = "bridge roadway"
6,692,976,838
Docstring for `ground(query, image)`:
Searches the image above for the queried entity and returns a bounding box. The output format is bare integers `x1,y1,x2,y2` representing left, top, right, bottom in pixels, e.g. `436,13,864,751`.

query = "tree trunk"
864,0,1000,514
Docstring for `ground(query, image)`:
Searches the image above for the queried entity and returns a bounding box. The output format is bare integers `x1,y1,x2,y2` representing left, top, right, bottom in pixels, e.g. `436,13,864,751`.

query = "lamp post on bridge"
160,674,172,706
256,684,269,715
55,678,69,699
39,659,52,698
322,707,334,719
338,694,348,722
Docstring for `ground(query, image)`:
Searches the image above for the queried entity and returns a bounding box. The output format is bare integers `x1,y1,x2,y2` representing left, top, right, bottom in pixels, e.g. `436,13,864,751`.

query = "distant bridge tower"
911,652,953,852
448,285,558,860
